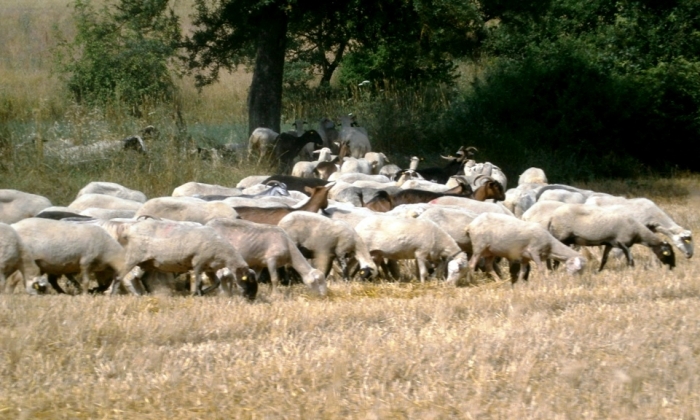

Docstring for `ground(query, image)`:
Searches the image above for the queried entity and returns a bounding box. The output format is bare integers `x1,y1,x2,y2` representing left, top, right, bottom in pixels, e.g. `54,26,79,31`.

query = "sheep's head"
235,267,258,301
307,269,327,296
652,242,676,270
446,252,469,284
671,232,693,259
565,256,586,275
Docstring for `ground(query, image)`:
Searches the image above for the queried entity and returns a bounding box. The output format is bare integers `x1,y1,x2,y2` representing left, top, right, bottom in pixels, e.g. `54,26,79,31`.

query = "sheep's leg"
416,258,430,283
201,271,222,295
529,253,546,277
618,244,634,267
267,260,280,293
387,259,401,280
316,254,335,279
191,269,204,296
518,260,531,283
65,274,83,291
491,257,504,278
47,274,67,294
509,261,520,282
599,245,613,271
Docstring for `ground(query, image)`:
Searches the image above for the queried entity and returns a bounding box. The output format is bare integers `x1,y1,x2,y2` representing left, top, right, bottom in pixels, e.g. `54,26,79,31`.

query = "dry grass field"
3,2,700,418
0,177,699,419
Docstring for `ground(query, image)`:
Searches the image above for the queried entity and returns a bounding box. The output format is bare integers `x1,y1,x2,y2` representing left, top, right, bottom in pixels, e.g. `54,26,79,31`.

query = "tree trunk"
247,6,288,136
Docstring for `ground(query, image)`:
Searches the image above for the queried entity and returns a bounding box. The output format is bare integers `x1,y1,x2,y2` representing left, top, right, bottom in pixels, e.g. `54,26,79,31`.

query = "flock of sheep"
0,115,694,299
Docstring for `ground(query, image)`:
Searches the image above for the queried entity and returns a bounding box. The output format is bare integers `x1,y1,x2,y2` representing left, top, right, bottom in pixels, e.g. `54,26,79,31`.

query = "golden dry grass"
1,178,700,419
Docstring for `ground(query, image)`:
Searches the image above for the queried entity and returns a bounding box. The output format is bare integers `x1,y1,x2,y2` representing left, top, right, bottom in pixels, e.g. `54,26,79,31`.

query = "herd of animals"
0,114,694,300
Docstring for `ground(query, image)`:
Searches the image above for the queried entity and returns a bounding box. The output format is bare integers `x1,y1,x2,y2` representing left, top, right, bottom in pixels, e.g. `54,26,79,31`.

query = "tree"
55,0,181,113
184,0,483,135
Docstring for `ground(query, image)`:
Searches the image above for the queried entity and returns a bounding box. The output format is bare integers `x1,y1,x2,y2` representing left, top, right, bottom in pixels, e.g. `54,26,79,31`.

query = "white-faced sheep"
206,218,326,295
364,152,390,174
584,196,693,259
278,212,377,280
1,189,53,224
354,215,469,284
339,157,374,175
291,147,333,178
135,196,238,224
466,212,586,283
548,203,676,271
12,218,129,294
0,222,41,294
116,218,257,299
77,181,147,203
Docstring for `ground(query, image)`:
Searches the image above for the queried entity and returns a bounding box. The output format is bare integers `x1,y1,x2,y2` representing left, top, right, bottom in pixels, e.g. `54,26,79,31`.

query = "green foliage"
54,0,181,112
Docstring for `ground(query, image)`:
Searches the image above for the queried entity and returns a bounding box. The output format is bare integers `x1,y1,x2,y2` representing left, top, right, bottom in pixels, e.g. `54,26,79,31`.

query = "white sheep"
77,181,147,203
325,204,376,227
585,196,693,259
11,218,129,294
0,189,52,224
68,193,143,213
278,212,377,280
78,208,136,220
135,196,238,224
400,179,453,193
430,196,515,216
548,203,676,271
466,212,586,283
379,164,402,180
417,206,480,255
502,187,538,218
520,200,566,229
236,175,272,189
354,215,469,284
364,152,390,174
247,127,279,158
291,147,333,178
518,167,548,186
329,173,392,183
116,218,256,298
339,157,373,174
0,222,41,294
172,182,242,198
206,218,326,295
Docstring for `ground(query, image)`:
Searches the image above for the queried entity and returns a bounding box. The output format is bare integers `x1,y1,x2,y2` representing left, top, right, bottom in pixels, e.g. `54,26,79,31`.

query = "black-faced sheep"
548,203,676,271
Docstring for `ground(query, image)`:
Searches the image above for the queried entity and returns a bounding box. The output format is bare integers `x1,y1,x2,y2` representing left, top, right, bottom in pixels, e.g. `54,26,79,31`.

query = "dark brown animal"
389,180,473,207
271,130,324,173
416,146,477,183
472,179,506,201
233,184,334,225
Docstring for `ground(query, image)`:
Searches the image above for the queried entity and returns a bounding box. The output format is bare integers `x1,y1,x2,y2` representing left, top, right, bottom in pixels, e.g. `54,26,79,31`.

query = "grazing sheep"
0,189,52,224
233,184,334,225
248,127,279,158
584,196,693,259
79,208,137,220
503,187,538,218
135,196,238,224
115,218,257,298
68,193,143,213
417,207,480,255
206,218,326,295
0,223,41,294
466,212,586,283
278,212,377,280
379,164,402,180
355,216,469,284
172,182,242,198
548,203,676,271
521,200,566,229
77,181,147,203
324,205,376,228
12,218,129,294
339,114,371,158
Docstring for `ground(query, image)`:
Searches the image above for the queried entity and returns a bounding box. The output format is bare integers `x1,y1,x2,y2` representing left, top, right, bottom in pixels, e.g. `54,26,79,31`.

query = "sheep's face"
307,269,327,296
653,243,676,270
446,253,469,284
565,256,586,275
26,275,49,295
235,267,258,301
672,233,693,259
358,265,376,280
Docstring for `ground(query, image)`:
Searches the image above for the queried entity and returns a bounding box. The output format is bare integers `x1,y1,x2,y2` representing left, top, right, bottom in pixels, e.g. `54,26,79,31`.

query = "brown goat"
472,179,506,201
362,190,393,213
389,180,473,207
233,184,334,225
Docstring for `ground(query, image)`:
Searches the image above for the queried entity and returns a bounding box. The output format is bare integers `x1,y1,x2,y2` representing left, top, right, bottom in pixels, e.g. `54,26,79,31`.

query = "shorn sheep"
0,222,41,294
278,212,376,280
548,203,675,271
206,218,327,295
115,218,257,299
1,189,52,224
355,216,469,284
466,212,587,283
